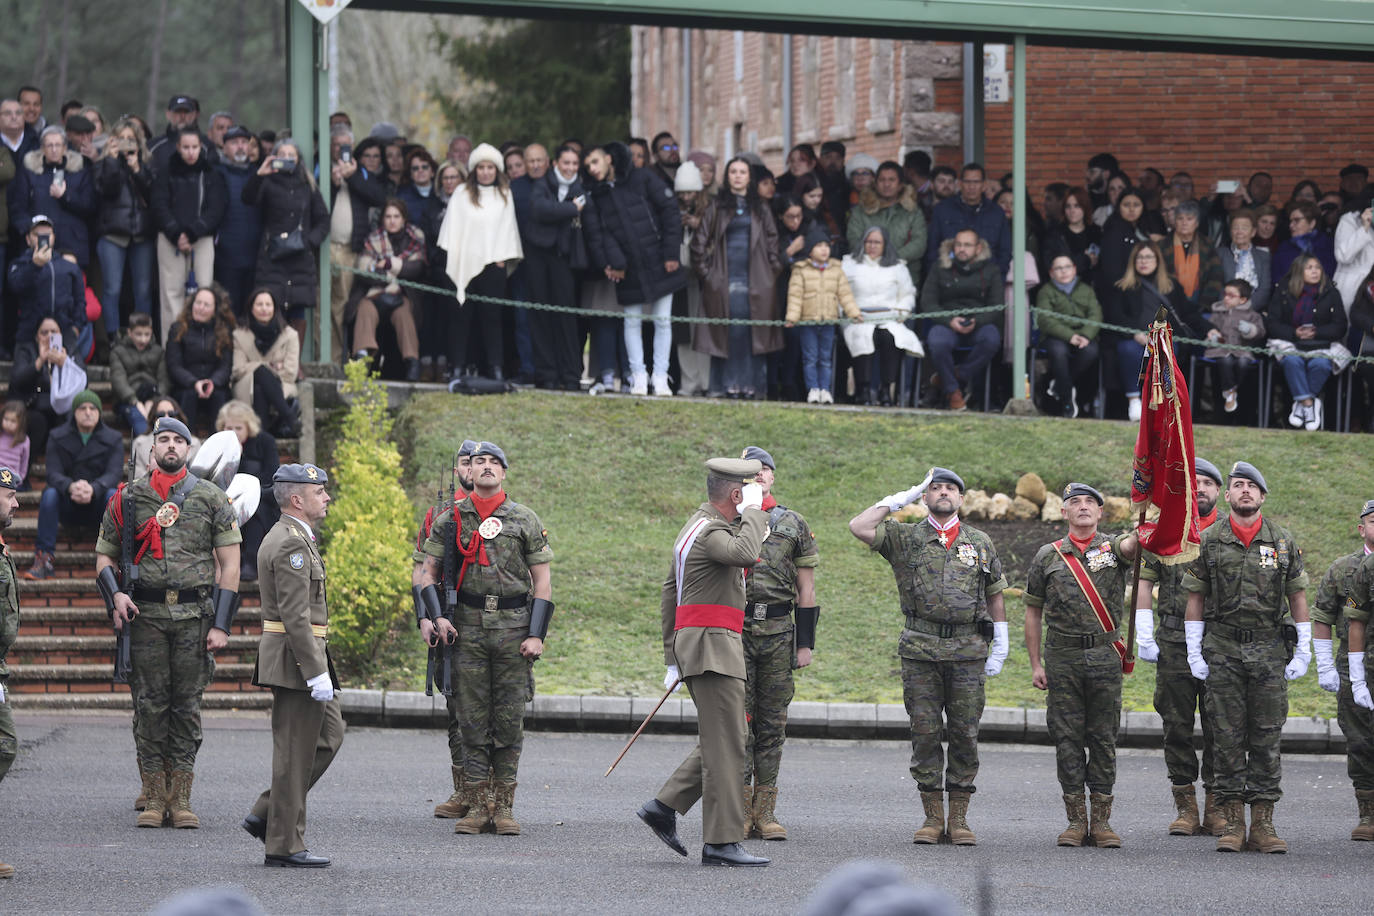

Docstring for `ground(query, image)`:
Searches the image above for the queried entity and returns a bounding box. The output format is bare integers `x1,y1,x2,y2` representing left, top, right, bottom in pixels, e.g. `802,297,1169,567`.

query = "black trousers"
176,385,229,434
251,366,293,432
523,246,582,387
1045,337,1099,401
852,328,900,394
450,264,506,374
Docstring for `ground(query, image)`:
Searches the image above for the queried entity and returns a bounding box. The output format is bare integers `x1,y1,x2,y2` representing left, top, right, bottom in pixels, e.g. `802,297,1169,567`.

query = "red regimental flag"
1130,315,1200,565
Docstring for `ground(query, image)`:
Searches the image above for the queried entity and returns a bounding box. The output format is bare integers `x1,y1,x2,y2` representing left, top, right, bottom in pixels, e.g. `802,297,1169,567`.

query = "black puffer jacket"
166,319,232,389
244,170,330,309
151,151,227,244
580,142,685,306
1268,284,1347,351
331,166,389,253
1104,280,1208,342
528,170,585,254
93,155,153,239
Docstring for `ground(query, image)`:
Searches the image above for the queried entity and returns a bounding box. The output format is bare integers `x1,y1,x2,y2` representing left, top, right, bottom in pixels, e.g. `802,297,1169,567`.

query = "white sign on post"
984,44,1007,75
984,73,1010,103
297,0,351,25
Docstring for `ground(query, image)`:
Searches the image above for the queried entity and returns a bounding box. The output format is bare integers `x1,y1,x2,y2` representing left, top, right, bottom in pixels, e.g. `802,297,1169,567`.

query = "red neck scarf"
929,514,960,548
1068,531,1097,554
150,467,187,500
454,490,507,593
110,467,190,563
1198,506,1218,531
760,494,777,512
1230,512,1263,549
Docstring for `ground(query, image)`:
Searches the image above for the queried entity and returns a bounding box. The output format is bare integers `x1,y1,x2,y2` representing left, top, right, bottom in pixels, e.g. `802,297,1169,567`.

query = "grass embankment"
377,392,1365,718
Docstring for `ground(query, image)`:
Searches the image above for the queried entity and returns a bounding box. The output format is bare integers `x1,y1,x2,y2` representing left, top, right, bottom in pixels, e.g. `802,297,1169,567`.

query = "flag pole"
1124,507,1147,674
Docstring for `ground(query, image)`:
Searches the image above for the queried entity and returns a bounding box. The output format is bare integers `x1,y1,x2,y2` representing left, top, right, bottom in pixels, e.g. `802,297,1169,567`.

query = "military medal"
938,531,949,548
155,502,180,528
478,517,503,540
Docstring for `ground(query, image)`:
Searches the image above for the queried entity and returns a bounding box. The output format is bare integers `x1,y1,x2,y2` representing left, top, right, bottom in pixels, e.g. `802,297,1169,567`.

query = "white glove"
0,681,5,703
1237,320,1256,337
663,665,683,693
1314,638,1339,692
1135,609,1159,663
878,469,937,513
1352,653,1373,710
983,621,1009,676
1284,621,1312,680
739,482,764,512
306,671,334,703
1185,620,1208,680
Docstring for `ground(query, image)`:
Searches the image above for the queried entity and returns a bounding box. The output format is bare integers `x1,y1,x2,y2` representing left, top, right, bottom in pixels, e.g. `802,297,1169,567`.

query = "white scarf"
554,169,577,202
437,183,524,304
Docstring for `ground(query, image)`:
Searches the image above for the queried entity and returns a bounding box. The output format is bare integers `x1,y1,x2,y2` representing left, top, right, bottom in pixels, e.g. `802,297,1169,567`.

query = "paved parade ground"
0,711,1368,914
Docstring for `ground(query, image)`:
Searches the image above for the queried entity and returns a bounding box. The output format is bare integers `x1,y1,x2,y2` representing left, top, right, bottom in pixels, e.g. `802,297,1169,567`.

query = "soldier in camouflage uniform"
95,417,242,830
1134,457,1226,836
420,441,553,836
1315,500,1374,841
0,467,23,878
1024,482,1138,848
850,467,1009,847
1182,461,1311,854
412,439,476,819
737,446,819,841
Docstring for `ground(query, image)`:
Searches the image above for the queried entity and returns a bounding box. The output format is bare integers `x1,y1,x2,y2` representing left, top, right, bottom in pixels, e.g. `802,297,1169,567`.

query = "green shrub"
320,361,414,673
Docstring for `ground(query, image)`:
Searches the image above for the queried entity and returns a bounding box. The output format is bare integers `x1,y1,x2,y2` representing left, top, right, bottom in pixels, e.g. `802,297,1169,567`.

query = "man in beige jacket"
637,456,772,867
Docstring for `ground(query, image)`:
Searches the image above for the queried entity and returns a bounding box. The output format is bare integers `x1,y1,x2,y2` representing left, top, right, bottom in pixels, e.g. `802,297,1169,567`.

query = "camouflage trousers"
1203,637,1287,803
902,657,986,792
456,625,533,785
1338,664,1374,790
743,629,795,787
1046,645,1122,795
445,694,465,770
0,688,15,782
130,615,214,773
1155,638,1215,787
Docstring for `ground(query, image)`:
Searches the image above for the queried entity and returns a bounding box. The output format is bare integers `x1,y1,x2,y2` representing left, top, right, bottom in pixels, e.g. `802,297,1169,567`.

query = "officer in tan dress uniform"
241,463,344,868
637,457,772,868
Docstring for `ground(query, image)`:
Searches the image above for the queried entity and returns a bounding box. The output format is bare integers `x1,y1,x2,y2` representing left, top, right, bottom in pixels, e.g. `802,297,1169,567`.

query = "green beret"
1228,461,1267,494
273,463,328,485
706,457,762,483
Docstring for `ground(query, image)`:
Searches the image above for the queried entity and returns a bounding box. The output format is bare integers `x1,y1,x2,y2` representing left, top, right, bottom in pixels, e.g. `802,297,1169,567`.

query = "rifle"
440,455,458,697
423,463,444,697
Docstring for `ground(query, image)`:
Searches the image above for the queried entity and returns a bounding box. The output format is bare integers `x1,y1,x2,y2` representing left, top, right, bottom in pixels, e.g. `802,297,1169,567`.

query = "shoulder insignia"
542,529,548,538
289,552,305,569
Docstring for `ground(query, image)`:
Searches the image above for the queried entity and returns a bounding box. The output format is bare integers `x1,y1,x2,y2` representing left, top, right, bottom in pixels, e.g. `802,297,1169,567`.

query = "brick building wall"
634,28,1374,201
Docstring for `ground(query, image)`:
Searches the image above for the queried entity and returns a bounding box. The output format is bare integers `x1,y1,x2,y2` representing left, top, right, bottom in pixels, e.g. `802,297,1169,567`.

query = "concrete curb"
337,690,1348,754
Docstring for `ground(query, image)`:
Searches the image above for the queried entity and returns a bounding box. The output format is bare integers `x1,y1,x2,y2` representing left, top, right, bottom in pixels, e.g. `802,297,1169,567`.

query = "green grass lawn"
378,392,1366,718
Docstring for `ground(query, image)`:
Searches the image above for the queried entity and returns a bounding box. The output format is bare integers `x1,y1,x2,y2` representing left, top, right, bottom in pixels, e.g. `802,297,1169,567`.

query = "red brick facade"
633,29,1374,199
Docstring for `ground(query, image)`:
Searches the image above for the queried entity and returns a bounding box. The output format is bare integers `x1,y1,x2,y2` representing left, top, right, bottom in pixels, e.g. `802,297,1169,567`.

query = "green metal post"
1011,34,1027,401
316,22,332,364
286,1,324,362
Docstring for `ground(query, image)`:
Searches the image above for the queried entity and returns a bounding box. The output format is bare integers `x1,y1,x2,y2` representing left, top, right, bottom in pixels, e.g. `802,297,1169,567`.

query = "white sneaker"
1223,388,1238,413
1127,396,1142,421
651,375,674,397
1305,398,1323,431
819,389,834,404
806,388,820,404
1288,400,1305,428
630,372,649,396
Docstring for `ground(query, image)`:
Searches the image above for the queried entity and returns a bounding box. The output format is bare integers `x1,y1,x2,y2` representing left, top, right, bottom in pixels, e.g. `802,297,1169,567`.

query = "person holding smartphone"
9,125,96,272
93,118,157,337
1268,254,1347,430
7,214,89,365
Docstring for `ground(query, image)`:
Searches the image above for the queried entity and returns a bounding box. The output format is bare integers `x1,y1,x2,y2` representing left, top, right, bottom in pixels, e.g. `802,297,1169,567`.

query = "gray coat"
1218,244,1272,311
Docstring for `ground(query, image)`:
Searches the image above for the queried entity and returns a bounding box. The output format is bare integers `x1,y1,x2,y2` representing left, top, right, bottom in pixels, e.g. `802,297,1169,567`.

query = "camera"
36,234,50,251
270,158,291,172
339,144,352,164
1215,179,1240,194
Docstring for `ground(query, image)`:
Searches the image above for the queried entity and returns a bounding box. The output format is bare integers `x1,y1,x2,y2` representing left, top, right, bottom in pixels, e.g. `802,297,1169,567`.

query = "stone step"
9,662,256,681
17,578,260,596
20,604,262,623
8,691,272,710
13,633,259,652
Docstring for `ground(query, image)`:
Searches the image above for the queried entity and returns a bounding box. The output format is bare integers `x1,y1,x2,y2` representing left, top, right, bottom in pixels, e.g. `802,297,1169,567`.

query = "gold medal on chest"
478,517,503,540
155,502,180,528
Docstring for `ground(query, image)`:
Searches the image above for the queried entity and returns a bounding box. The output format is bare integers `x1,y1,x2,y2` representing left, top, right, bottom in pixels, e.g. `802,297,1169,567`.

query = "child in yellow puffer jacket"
786,226,861,403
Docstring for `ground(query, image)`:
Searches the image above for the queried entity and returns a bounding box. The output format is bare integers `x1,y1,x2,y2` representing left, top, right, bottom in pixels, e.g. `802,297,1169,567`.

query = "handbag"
564,217,590,271
267,225,307,261
373,291,405,311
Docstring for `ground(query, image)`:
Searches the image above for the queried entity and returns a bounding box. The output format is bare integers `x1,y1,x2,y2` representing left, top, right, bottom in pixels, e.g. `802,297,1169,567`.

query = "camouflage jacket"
874,517,1007,662
1313,550,1365,661
95,475,242,621
1343,551,1374,654
0,542,17,677
422,493,552,629
744,503,819,637
1182,515,1307,628
1025,531,1130,637
1140,514,1223,643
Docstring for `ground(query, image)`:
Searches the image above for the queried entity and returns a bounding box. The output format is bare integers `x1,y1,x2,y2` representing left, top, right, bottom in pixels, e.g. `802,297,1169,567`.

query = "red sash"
674,603,744,632
1055,539,1130,672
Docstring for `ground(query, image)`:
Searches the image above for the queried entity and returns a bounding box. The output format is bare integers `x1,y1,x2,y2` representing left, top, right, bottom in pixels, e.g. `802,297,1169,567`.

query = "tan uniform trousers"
352,294,419,360
250,686,345,857
328,242,355,363
656,671,748,845
157,235,215,336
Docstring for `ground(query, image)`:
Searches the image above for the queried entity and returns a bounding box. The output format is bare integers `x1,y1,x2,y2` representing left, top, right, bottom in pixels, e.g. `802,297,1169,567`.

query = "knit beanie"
72,390,102,413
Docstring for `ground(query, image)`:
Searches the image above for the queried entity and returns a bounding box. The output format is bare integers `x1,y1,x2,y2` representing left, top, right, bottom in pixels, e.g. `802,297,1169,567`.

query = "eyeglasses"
410,163,431,172
154,411,176,419
658,144,679,153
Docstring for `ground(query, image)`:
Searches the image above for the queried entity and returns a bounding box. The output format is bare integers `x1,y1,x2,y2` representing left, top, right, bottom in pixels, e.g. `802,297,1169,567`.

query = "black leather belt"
132,586,211,605
1210,622,1281,643
748,602,793,620
457,591,528,610
1046,629,1120,649
906,616,979,639
1159,613,1186,631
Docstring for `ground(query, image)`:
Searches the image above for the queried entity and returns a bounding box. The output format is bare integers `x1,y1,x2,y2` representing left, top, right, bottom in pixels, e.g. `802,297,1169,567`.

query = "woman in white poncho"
436,143,523,381
841,225,924,405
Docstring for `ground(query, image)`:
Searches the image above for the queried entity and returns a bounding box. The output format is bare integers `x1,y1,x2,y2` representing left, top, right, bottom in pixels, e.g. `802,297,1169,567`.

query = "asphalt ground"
0,711,1368,915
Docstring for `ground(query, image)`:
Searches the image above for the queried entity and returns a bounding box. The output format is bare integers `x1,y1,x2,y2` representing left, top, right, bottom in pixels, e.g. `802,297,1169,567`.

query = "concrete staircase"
2,364,318,710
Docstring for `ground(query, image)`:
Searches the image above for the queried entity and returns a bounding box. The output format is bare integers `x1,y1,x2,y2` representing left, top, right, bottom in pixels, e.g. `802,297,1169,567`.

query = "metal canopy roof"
348,0,1374,57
